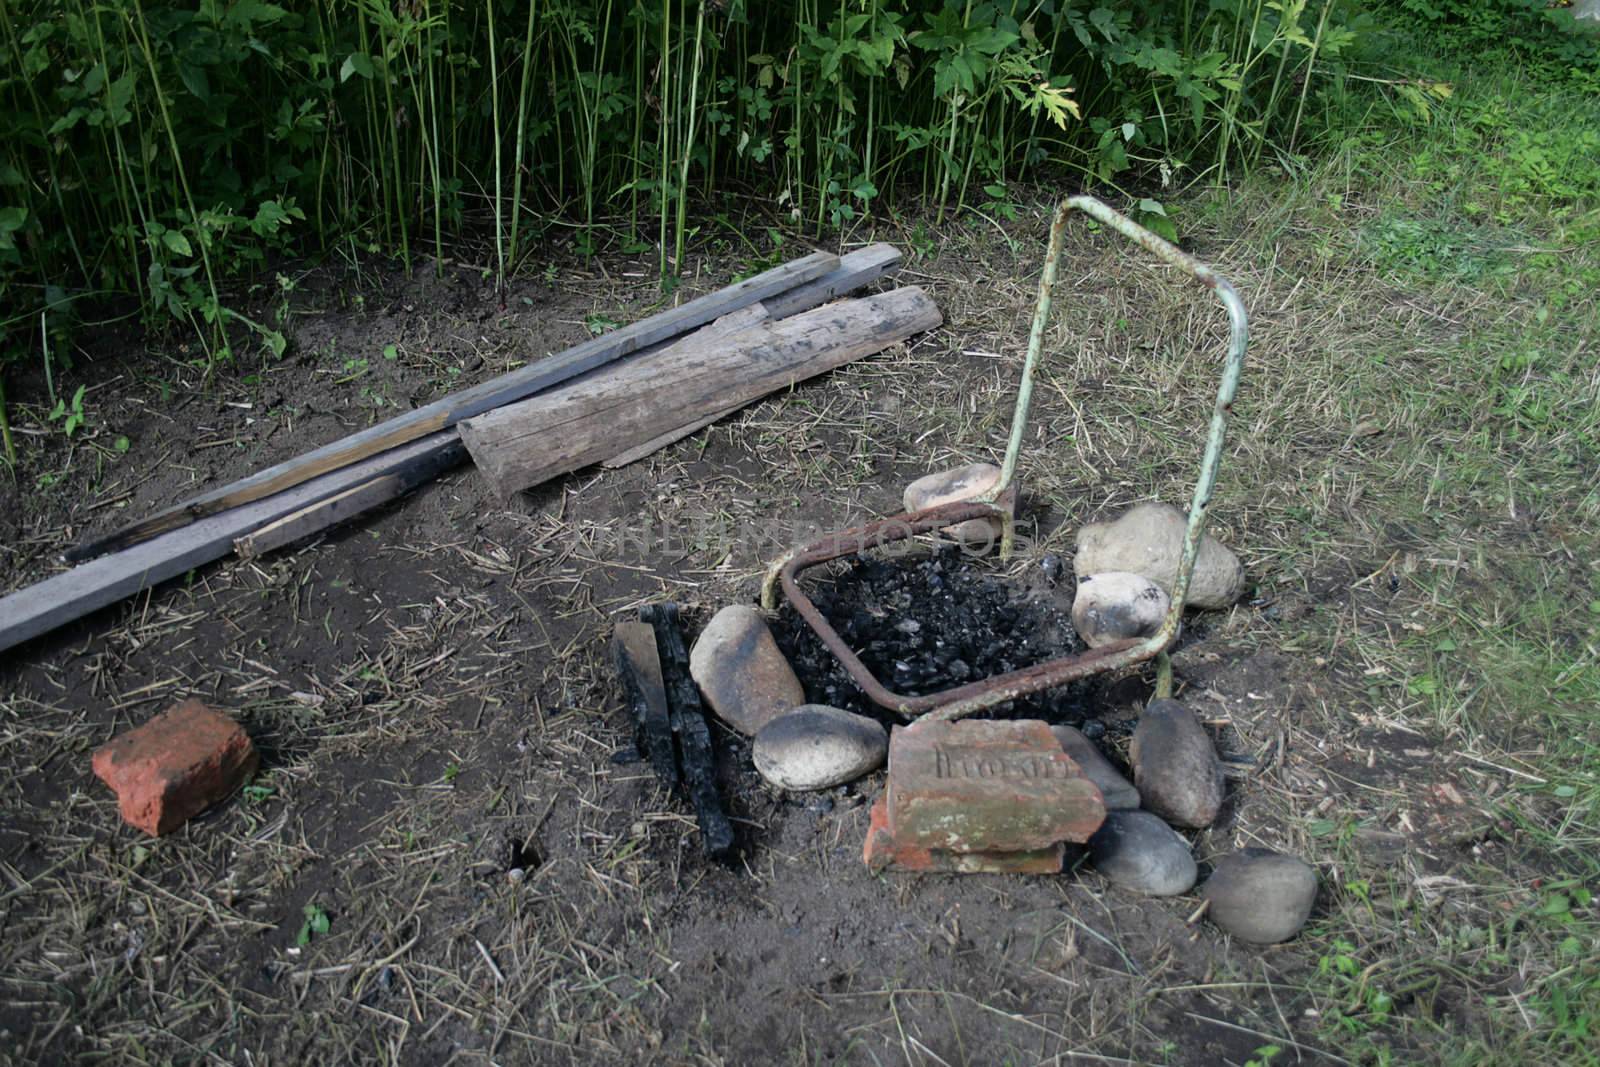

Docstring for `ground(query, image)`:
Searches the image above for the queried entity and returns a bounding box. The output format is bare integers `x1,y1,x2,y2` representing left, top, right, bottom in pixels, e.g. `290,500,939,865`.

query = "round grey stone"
753,704,888,792
1202,849,1318,943
1071,571,1171,648
1131,698,1225,829
1087,810,1197,896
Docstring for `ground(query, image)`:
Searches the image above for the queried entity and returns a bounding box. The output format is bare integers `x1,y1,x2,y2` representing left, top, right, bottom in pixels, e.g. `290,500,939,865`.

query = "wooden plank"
233,434,466,560
611,621,679,790
601,405,741,469
760,242,901,320
64,251,840,562
600,244,903,469
0,433,461,656
460,286,941,497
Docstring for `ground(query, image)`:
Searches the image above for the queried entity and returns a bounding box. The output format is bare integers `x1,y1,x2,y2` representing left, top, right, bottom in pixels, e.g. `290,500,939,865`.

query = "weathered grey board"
0,248,903,656
600,404,743,470
233,434,465,560
760,242,901,320
460,286,941,497
600,243,903,469
65,251,840,561
0,433,463,655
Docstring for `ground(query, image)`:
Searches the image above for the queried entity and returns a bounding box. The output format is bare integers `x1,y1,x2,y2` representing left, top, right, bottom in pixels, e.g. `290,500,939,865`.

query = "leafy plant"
295,902,331,946
1,0,1375,340
47,384,86,437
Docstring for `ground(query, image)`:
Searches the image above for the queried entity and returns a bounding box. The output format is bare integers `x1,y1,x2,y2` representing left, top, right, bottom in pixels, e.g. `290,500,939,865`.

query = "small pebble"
1041,554,1064,583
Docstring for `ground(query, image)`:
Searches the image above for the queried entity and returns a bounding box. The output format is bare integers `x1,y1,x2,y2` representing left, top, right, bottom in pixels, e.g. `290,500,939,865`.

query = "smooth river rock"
1130,698,1225,829
1202,849,1318,943
1051,725,1139,810
903,462,1012,545
1073,501,1244,610
689,605,805,735
1070,571,1171,648
753,704,888,791
1088,810,1197,896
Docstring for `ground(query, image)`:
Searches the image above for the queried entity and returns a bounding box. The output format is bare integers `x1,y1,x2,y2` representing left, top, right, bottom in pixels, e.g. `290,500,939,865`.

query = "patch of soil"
0,214,1417,1066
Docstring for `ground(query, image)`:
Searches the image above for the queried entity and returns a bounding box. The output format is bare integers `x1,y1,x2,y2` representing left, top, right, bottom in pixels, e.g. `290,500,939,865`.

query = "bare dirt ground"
1,188,1595,1066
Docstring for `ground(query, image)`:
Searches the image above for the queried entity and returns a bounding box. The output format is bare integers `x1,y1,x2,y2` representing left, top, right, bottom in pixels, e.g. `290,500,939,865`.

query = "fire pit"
770,545,1096,726
762,195,1249,720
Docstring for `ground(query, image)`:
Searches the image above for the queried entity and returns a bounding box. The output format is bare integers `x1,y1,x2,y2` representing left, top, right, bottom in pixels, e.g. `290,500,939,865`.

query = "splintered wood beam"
64,250,840,563
460,285,942,497
0,433,463,655
602,243,903,469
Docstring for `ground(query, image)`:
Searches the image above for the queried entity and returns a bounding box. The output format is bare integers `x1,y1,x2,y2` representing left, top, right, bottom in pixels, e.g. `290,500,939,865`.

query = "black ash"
771,544,1096,725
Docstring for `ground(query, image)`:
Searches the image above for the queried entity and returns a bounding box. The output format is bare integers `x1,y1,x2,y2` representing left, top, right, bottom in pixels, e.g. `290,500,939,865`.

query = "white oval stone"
753,704,888,791
1071,571,1171,648
902,462,1011,546
1073,501,1244,610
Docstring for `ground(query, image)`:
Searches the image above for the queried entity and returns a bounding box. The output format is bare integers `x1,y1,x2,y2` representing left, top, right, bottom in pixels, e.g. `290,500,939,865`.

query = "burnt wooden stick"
64,251,839,562
611,621,679,790
642,603,736,860
460,285,942,498
0,432,458,655
233,435,467,560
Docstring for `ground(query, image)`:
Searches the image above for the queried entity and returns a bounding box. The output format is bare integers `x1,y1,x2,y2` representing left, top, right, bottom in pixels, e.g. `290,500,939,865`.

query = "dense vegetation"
0,0,1595,451
1,2,1375,354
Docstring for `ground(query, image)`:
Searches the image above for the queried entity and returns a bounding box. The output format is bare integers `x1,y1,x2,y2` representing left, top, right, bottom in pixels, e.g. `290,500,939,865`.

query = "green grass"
1192,19,1600,1060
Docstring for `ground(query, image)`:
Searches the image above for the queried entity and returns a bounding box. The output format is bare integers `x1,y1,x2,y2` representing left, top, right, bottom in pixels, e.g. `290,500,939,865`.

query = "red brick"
91,699,258,836
885,719,1104,852
863,796,1063,874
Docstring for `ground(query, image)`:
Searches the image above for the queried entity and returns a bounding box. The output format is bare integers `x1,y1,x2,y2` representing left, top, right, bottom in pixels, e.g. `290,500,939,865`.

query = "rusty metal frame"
760,195,1249,721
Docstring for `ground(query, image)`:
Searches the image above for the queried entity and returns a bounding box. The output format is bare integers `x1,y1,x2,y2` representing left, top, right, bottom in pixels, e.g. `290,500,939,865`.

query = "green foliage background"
1,0,1595,376
0,0,1378,359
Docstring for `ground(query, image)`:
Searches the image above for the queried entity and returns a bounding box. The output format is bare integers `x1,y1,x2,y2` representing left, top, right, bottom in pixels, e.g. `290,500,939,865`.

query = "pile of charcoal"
771,545,1097,727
